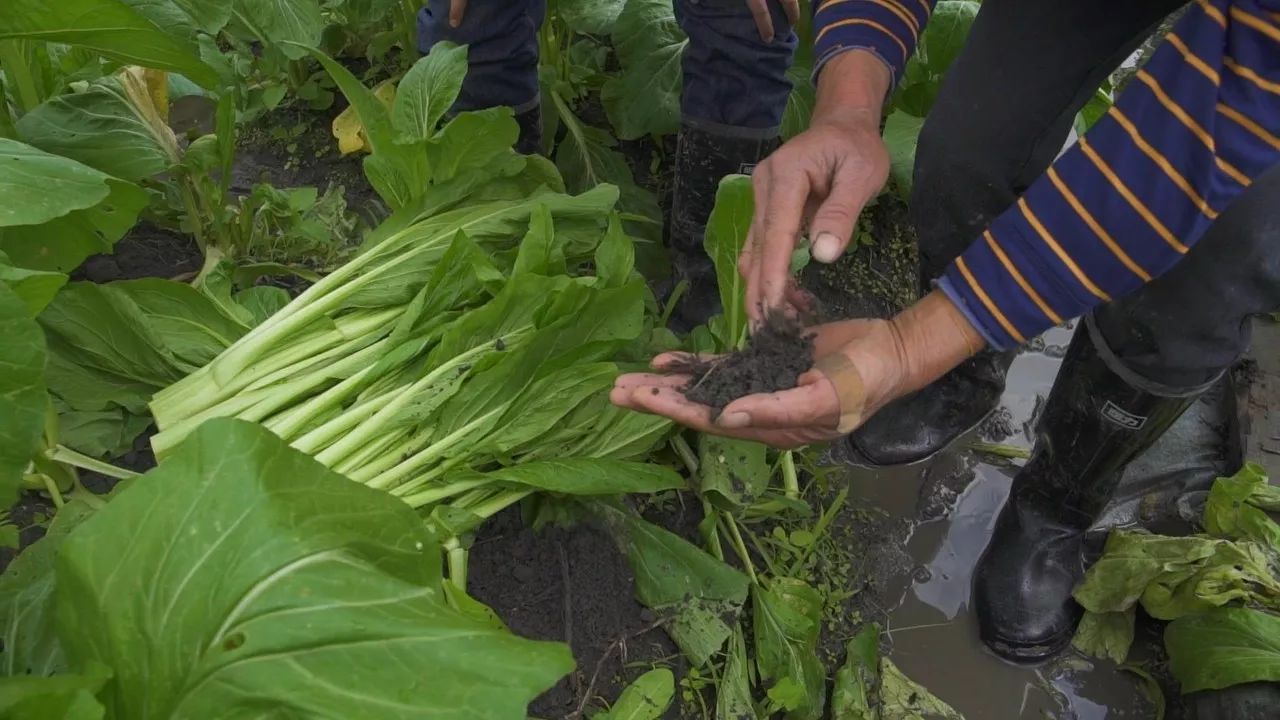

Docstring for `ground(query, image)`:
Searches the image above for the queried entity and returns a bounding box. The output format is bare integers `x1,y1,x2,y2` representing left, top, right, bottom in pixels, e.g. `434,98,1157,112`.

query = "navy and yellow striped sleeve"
813,0,938,81
938,0,1280,349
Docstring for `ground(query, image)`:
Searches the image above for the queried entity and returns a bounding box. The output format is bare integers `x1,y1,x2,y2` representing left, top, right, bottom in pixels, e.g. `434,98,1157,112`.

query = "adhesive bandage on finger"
813,353,867,434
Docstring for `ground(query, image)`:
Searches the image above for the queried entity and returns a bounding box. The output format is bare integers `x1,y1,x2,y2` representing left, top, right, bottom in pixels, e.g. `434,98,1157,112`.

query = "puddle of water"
842,324,1157,719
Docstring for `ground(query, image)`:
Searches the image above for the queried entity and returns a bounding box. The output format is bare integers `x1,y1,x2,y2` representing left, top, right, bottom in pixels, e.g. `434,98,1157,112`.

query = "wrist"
888,290,986,394
813,50,891,129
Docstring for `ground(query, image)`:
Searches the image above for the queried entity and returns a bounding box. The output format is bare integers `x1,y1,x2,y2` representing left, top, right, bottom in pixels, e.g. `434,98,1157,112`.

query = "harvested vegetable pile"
148,183,683,583
675,315,815,413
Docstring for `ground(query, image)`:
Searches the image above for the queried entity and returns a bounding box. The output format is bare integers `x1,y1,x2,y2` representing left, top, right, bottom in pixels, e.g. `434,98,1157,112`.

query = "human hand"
739,51,892,325
611,319,903,449
610,291,986,449
746,0,801,43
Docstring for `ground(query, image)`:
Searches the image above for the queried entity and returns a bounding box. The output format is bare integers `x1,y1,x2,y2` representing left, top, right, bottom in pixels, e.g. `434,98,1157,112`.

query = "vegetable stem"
42,474,65,510
780,450,800,500
720,512,758,585
48,446,140,481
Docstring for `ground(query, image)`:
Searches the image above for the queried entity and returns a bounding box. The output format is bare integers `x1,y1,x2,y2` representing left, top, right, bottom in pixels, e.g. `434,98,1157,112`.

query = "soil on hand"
679,316,816,413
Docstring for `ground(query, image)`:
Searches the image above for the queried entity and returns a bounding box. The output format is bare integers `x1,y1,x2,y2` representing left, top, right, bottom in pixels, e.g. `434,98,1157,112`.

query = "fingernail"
717,412,751,429
813,233,842,262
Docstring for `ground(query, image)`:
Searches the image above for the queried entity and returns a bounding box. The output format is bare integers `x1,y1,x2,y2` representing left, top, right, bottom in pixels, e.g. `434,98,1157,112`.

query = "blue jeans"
418,0,796,135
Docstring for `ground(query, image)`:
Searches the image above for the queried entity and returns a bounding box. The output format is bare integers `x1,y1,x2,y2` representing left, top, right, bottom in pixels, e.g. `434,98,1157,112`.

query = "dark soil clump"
677,316,815,413
72,223,202,283
468,508,680,719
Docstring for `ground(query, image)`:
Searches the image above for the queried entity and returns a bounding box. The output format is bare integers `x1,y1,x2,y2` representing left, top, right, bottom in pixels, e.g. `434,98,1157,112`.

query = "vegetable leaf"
603,0,685,140
17,75,178,182
0,664,109,720
1072,609,1136,665
703,174,753,348
0,498,99,678
1166,608,1280,692
55,419,574,718
832,624,881,720
231,0,325,60
0,0,218,87
393,42,469,144
883,111,925,199
595,503,749,666
753,577,826,720
0,281,46,507
598,668,675,720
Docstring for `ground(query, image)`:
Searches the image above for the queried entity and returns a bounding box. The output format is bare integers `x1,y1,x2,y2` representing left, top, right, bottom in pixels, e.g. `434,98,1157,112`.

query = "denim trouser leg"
674,0,797,137
417,0,545,114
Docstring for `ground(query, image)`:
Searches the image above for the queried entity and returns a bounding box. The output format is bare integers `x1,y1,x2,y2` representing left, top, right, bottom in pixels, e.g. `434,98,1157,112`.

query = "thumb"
809,169,872,263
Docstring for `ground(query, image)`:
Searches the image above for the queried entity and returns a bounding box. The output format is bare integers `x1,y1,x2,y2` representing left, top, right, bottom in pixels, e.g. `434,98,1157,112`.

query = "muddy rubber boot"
514,104,542,156
667,125,778,333
973,322,1199,663
843,348,1016,466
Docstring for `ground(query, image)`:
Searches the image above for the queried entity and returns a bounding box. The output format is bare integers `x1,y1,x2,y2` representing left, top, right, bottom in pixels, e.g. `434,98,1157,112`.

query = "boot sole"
984,632,1073,665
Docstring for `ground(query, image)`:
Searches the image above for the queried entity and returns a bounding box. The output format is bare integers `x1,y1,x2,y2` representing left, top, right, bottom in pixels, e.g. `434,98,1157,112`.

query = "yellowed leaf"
331,80,396,156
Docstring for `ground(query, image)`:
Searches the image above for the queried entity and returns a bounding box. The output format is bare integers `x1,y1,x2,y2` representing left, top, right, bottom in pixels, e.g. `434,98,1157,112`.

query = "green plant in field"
0,419,573,718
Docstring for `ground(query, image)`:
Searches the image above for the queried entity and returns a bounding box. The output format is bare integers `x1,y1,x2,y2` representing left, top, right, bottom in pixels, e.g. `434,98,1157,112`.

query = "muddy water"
840,324,1164,719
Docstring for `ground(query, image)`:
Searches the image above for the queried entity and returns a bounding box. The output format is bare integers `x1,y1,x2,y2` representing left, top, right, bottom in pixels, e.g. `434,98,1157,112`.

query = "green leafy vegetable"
0,664,109,720
602,0,686,140
753,577,825,720
883,111,925,198
880,659,964,720
0,0,218,88
599,668,675,720
393,41,468,144
1166,608,1280,692
54,419,574,718
0,138,149,272
0,281,46,506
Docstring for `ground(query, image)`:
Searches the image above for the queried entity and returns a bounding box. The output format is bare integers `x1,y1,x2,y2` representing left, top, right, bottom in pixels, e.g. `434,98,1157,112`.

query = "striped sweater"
814,0,1280,349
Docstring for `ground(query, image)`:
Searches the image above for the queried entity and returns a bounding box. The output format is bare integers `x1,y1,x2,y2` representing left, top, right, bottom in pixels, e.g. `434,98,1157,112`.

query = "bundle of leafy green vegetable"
1072,463,1280,693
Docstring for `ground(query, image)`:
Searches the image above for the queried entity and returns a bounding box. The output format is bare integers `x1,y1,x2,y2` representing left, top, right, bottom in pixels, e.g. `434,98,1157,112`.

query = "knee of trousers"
675,0,797,133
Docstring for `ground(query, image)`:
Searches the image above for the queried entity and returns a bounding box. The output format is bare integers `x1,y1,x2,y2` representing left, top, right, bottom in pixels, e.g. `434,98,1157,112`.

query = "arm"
939,0,1280,348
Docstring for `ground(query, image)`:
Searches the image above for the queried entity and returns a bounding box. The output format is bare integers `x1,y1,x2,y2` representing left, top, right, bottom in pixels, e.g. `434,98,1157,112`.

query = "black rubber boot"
973,322,1199,663
667,125,778,333
514,104,542,156
844,348,1016,466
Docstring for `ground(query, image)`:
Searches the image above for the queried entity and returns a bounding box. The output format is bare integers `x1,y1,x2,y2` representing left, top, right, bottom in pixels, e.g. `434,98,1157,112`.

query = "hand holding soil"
612,318,898,449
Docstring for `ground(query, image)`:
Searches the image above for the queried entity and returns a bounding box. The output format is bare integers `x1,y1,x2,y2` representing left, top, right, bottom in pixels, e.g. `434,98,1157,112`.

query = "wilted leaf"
1072,609,1135,664
832,624,881,720
595,503,749,666
699,434,769,512
1204,463,1280,550
880,659,964,720
717,627,758,720
332,79,396,155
